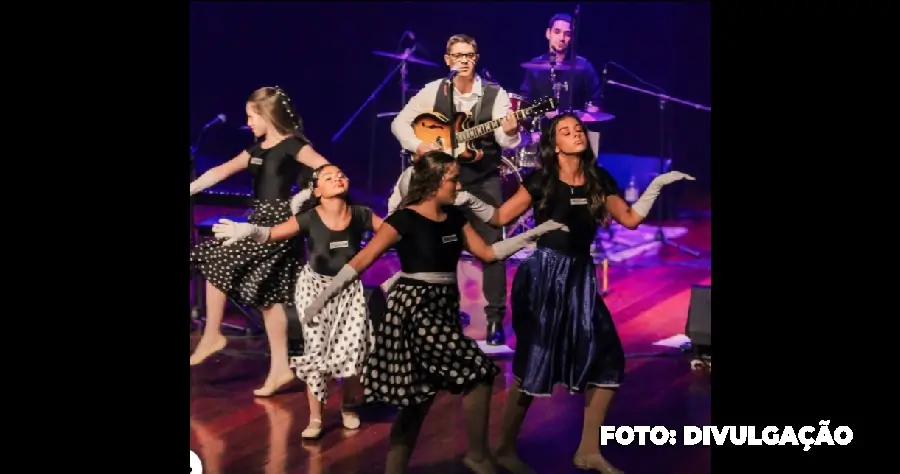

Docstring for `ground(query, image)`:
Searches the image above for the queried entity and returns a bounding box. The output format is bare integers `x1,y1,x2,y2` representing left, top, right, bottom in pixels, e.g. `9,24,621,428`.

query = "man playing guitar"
387,34,521,346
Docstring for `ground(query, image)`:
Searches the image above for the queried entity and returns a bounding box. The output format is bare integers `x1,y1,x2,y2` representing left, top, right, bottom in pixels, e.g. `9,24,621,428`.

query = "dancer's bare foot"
573,452,623,473
493,447,535,474
462,454,497,474
253,371,295,397
190,334,227,366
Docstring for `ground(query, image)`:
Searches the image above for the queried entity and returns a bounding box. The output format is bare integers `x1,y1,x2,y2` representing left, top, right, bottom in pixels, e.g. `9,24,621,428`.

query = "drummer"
520,13,604,117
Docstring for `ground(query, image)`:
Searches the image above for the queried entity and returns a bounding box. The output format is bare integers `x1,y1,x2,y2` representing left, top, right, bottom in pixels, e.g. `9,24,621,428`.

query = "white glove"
491,220,568,260
190,169,226,196
211,219,271,246
380,271,402,293
290,188,312,214
454,191,497,223
303,265,358,325
631,171,695,217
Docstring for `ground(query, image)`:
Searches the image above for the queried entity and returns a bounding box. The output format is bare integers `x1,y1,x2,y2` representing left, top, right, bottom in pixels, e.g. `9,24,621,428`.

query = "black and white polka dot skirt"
190,199,301,308
362,278,500,407
291,265,373,402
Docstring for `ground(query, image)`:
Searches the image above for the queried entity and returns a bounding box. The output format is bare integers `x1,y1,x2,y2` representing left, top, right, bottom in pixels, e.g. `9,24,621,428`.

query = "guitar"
410,96,557,163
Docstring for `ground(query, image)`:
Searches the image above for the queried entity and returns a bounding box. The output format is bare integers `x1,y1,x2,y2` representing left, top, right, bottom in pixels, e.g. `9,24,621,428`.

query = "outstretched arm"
605,195,643,230
605,171,695,229
464,219,568,263
371,214,385,232
462,223,499,262
491,186,533,227
267,216,302,241
294,144,329,169
347,222,399,274
190,151,251,195
301,223,400,323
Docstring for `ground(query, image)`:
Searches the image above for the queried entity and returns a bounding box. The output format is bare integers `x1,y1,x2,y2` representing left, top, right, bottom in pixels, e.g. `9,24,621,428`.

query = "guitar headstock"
530,97,558,115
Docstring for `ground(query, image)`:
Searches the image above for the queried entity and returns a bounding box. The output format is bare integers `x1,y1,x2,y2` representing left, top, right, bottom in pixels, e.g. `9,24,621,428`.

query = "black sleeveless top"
296,205,374,277
245,136,310,201
523,167,620,256
384,206,468,273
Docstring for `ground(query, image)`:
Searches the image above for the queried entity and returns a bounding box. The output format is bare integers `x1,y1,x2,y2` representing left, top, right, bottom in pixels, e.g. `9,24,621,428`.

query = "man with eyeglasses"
388,33,521,347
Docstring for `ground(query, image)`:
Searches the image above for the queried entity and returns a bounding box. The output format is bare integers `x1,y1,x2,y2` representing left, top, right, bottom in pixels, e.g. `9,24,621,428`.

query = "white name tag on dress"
250,157,263,165
570,198,588,206
329,241,349,249
441,234,458,244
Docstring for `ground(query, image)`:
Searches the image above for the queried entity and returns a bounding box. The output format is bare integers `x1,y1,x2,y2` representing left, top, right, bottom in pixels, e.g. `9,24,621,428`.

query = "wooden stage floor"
190,220,711,474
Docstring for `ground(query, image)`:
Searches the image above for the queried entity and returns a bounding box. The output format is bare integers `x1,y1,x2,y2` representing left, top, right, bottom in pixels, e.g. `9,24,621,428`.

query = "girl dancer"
300,151,567,474
189,86,328,397
480,113,693,474
212,164,378,439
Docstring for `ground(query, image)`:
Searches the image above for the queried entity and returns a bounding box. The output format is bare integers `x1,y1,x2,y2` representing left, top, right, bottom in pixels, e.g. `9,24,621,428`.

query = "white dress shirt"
391,75,522,152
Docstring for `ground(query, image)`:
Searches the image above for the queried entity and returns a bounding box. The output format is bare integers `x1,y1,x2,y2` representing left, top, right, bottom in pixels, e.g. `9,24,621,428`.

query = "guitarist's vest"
434,80,502,186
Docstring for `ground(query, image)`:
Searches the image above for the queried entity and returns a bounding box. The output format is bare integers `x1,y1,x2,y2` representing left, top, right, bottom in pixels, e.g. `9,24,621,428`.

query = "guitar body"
411,111,484,162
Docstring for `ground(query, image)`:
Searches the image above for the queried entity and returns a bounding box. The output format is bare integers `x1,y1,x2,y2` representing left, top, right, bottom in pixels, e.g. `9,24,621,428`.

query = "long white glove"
454,191,496,223
190,169,227,196
492,220,568,260
380,272,402,293
631,171,695,217
290,188,312,214
303,265,359,325
211,219,270,245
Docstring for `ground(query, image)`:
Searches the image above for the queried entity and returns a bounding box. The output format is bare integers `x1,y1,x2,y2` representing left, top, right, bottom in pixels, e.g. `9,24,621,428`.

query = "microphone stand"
332,44,418,148
605,78,710,258
568,5,581,110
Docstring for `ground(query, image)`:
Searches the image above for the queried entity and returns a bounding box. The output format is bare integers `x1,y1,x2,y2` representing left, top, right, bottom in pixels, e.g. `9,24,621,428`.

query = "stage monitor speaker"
685,285,711,346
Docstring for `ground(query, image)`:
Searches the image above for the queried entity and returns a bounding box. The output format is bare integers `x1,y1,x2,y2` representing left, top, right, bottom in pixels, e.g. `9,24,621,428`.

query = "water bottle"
624,176,639,204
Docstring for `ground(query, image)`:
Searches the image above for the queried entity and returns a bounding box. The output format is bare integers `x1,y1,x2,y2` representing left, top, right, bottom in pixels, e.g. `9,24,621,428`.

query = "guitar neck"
456,108,532,143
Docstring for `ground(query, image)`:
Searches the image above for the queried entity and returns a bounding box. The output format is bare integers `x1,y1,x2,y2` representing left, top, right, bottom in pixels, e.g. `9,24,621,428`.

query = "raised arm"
294,143,329,169
465,218,569,263
190,151,251,195
605,171,695,230
391,83,436,153
492,89,523,150
604,195,643,230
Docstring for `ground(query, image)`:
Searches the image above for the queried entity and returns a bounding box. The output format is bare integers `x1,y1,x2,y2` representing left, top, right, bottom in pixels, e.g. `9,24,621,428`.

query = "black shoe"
486,322,505,346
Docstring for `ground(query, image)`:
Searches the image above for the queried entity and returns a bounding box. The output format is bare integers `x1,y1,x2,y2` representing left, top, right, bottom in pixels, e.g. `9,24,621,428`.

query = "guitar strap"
472,94,485,126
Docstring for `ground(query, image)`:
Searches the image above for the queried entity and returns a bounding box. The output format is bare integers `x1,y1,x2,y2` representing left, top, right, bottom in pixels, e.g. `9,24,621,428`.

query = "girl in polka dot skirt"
299,151,567,474
214,163,381,438
189,86,329,398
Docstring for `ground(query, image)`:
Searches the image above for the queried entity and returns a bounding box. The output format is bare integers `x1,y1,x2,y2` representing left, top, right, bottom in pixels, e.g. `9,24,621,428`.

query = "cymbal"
372,50,439,67
574,110,615,123
520,60,584,71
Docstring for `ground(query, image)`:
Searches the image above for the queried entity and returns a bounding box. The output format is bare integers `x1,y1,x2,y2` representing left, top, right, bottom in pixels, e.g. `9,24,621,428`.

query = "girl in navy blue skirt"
483,113,694,474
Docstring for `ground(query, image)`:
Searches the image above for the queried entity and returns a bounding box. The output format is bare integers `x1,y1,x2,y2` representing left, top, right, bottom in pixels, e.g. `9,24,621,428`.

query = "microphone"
447,67,460,79
203,113,226,129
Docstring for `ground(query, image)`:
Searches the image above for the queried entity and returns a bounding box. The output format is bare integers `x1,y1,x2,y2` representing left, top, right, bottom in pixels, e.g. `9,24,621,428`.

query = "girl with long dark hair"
189,86,329,397
299,151,566,474
481,113,694,474
213,163,379,438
